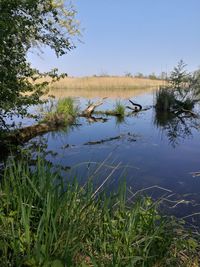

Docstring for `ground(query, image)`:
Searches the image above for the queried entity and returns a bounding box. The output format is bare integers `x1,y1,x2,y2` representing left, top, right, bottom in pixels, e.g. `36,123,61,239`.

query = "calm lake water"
10,89,200,225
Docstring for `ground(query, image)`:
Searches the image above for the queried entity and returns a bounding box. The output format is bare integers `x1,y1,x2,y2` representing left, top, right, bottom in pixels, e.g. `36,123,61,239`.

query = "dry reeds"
47,76,164,99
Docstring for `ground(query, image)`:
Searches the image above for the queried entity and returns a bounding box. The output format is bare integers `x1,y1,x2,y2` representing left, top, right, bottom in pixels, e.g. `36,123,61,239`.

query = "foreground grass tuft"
0,158,199,266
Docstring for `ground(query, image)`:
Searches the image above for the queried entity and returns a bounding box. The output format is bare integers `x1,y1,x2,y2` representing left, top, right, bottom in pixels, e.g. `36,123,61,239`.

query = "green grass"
56,97,79,117
42,97,79,124
0,158,199,266
114,100,125,117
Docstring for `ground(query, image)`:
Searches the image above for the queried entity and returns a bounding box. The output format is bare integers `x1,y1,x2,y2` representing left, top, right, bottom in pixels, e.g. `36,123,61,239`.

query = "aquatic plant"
155,88,176,112
42,97,79,125
0,158,199,266
56,97,79,117
114,100,125,117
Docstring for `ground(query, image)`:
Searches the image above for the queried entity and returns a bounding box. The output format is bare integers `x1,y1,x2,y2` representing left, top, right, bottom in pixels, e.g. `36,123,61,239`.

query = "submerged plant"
0,158,199,266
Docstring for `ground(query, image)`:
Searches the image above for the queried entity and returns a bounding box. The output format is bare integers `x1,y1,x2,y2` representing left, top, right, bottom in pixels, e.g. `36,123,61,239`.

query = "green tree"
0,0,79,129
148,72,157,80
169,60,190,89
134,72,144,78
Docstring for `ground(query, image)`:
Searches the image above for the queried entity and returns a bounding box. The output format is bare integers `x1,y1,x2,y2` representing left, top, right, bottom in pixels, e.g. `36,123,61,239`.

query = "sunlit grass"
42,97,79,124
114,100,125,116
0,157,199,266
46,76,165,99
56,97,79,117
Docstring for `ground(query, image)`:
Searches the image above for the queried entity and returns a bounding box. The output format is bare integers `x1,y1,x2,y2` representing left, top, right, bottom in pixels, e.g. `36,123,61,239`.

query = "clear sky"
28,0,200,77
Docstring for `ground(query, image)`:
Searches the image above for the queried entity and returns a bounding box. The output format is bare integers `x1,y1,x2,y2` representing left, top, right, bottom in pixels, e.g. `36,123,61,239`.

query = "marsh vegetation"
0,158,199,267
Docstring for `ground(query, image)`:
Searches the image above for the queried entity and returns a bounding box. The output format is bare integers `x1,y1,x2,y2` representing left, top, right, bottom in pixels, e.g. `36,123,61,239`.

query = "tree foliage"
0,0,79,129
155,61,200,147
169,60,189,89
167,60,200,104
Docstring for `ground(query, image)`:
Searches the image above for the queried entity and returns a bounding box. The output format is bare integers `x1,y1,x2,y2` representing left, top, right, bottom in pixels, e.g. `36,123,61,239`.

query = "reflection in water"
115,115,125,125
154,109,200,147
2,91,200,226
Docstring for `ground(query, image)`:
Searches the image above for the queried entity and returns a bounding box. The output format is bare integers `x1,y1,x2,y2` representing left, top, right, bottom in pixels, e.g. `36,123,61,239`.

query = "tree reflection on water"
154,109,200,147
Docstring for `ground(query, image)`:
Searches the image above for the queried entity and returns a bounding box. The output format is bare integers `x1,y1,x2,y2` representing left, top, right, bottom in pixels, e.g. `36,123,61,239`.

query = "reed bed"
47,76,164,99
0,157,199,266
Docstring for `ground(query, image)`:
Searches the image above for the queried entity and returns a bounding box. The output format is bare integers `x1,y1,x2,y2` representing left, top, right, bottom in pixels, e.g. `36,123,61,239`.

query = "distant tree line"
92,71,168,80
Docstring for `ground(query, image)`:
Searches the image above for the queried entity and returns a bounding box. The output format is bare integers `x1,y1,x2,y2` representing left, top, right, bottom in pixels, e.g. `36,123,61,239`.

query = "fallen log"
7,115,75,144
190,171,200,177
3,98,145,148
84,135,122,145
94,110,124,116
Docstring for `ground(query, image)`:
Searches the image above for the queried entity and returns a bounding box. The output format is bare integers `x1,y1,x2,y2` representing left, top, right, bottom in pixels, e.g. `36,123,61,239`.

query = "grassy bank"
0,158,199,266
47,76,165,99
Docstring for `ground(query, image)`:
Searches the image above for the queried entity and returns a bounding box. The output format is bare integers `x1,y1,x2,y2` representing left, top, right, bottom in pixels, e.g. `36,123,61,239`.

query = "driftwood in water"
80,98,145,119
4,98,145,147
8,115,74,144
81,100,104,117
177,108,198,118
94,110,124,117
126,99,142,112
87,116,108,123
190,171,200,177
80,98,124,119
84,135,122,145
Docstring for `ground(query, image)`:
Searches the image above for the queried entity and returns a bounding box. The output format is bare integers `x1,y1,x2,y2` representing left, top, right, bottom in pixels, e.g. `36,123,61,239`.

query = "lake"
9,88,200,225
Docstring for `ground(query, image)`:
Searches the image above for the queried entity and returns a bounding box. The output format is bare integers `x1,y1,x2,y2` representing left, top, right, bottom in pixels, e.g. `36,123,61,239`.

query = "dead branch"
190,171,200,177
81,100,104,117
126,106,140,112
126,99,143,112
128,99,142,111
87,116,108,123
180,108,199,118
94,110,124,116
84,135,122,145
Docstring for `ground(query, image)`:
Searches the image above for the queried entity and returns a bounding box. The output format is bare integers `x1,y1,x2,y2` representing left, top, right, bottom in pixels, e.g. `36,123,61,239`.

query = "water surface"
24,90,200,224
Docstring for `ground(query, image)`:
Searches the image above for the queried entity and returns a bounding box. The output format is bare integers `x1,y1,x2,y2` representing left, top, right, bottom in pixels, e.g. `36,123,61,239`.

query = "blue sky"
28,0,200,76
